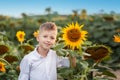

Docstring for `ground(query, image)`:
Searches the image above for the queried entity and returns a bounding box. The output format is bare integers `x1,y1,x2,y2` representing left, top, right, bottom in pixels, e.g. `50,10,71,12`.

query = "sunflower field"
0,10,120,80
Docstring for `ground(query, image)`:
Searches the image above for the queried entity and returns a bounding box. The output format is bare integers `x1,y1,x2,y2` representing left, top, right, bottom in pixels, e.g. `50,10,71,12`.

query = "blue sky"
0,0,120,17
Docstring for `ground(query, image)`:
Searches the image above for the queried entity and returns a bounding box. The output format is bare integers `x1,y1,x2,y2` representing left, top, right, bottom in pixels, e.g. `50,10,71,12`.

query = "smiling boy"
18,22,74,80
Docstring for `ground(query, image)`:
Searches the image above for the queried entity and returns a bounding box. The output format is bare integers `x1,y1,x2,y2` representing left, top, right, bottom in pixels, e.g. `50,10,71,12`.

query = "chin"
43,45,52,50
44,47,51,50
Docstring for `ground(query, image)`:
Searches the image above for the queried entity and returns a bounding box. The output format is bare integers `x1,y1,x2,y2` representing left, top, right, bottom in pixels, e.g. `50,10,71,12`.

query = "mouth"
45,43,51,46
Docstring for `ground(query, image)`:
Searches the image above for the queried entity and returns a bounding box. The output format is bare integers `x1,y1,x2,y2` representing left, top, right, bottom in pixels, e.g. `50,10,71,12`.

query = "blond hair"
39,22,57,32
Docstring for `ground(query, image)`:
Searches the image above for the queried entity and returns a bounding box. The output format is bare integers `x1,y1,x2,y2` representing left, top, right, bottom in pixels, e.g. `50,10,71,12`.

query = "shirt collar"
34,47,43,58
34,46,51,58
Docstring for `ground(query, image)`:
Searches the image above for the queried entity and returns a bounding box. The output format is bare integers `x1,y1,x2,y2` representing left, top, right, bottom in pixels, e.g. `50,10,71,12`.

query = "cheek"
52,40,55,43
52,40,56,44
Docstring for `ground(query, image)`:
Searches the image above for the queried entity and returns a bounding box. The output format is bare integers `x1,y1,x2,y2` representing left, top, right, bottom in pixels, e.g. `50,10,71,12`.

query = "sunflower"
113,34,120,43
19,44,34,54
84,45,112,62
33,30,39,38
0,44,9,55
0,61,6,72
62,22,88,50
4,55,18,63
16,31,25,43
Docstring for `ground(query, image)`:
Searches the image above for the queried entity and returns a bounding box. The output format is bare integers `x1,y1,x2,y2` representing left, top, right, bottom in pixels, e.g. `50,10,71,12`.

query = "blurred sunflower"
0,61,6,72
0,44,9,55
16,66,20,72
113,34,120,43
62,22,88,50
16,31,25,43
4,55,18,63
33,30,39,38
19,44,34,54
84,45,112,62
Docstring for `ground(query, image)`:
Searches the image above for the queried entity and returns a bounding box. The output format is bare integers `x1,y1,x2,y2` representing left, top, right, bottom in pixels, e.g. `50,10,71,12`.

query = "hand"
69,55,76,68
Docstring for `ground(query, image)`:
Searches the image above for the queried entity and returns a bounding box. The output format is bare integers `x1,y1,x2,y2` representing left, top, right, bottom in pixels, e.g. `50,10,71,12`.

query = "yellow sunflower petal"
114,35,120,43
33,30,39,37
0,62,6,72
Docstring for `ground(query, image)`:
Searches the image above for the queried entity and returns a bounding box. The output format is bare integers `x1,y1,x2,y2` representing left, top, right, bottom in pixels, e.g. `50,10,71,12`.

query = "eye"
51,36,55,40
43,35,47,38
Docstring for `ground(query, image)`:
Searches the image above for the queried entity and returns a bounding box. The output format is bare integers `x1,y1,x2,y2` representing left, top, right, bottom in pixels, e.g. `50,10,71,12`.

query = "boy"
18,22,75,80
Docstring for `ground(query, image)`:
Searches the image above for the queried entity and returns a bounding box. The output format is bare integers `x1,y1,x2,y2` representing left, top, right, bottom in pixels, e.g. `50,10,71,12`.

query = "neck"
37,46,49,57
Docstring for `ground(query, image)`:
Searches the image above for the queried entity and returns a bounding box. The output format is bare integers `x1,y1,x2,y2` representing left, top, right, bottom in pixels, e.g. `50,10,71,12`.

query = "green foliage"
0,13,120,80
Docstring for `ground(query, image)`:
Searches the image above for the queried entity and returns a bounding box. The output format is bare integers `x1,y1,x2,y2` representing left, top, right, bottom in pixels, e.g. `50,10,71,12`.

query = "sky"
0,0,120,17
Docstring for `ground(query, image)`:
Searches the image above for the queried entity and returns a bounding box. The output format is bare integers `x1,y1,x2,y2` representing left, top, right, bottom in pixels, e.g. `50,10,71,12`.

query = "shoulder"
49,49,56,55
22,50,35,62
50,49,56,53
47,49,57,58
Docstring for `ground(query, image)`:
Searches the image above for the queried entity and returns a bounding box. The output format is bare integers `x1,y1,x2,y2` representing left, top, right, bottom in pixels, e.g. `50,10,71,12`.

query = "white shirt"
18,47,70,80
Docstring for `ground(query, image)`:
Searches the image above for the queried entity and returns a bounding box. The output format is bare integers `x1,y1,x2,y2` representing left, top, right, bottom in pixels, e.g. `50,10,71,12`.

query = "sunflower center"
67,29,81,42
19,34,23,38
0,64,2,69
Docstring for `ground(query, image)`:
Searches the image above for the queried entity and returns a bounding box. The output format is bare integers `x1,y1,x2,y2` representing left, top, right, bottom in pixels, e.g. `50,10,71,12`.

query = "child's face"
37,30,57,50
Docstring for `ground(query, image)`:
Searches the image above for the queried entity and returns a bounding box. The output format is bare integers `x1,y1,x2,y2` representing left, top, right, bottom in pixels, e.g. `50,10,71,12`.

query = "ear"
36,36,40,42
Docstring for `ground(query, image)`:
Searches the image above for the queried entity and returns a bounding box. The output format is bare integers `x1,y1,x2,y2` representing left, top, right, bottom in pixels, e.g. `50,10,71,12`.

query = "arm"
57,56,70,67
18,57,31,80
57,55,76,68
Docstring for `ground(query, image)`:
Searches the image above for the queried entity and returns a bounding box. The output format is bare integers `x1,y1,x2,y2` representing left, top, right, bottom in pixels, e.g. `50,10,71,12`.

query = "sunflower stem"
78,46,82,55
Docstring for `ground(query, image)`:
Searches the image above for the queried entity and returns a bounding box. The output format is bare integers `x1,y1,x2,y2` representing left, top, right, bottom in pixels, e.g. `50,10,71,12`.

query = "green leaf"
83,41,92,46
53,42,65,50
56,50,65,56
0,72,5,76
102,70,117,78
80,61,89,69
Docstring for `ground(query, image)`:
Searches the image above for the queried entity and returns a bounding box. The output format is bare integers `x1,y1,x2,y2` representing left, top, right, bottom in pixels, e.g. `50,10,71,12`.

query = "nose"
46,37,51,43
